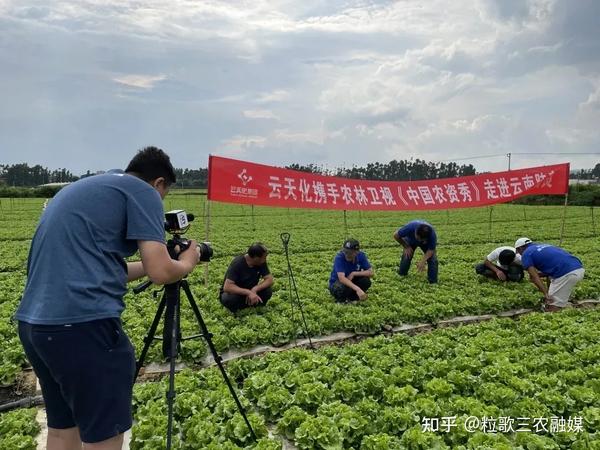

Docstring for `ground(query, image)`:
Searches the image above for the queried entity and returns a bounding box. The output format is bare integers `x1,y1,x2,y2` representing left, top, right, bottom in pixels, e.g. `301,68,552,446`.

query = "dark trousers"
398,246,438,283
329,277,372,302
220,287,272,313
475,263,524,282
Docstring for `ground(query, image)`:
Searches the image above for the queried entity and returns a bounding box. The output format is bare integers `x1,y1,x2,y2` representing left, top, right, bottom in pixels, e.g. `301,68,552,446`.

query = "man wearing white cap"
515,237,585,311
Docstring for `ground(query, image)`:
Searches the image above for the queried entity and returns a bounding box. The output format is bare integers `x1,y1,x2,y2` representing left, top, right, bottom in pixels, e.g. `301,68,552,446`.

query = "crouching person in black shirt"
220,242,274,313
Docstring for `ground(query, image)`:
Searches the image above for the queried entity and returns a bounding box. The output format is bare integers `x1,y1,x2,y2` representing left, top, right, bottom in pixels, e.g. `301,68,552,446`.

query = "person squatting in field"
220,242,274,313
329,238,374,302
394,220,438,283
515,237,585,312
475,246,524,282
15,147,201,450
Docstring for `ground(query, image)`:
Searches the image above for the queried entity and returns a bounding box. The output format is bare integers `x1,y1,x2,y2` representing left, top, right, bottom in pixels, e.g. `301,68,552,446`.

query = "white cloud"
112,74,166,89
256,89,290,103
1,0,599,173
243,109,279,120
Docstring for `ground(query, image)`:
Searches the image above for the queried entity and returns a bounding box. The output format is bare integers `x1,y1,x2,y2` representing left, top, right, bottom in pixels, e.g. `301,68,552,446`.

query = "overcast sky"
1,0,599,175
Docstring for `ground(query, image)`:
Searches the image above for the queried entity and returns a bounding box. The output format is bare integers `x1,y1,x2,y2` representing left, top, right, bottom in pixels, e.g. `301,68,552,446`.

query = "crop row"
0,200,598,389
128,308,600,449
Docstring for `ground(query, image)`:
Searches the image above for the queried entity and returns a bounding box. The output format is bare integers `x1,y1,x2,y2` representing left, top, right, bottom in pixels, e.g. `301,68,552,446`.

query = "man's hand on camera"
180,239,200,269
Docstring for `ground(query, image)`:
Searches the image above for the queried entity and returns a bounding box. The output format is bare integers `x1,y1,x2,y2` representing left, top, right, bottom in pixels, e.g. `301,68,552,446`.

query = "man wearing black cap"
329,238,374,302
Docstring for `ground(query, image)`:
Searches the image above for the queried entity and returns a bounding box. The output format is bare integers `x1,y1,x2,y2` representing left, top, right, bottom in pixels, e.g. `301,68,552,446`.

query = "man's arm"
251,274,274,293
484,260,506,281
137,240,199,285
527,266,549,299
127,261,146,282
416,249,435,272
337,272,367,300
348,268,374,280
393,230,409,248
393,230,414,259
224,278,264,305
223,278,252,297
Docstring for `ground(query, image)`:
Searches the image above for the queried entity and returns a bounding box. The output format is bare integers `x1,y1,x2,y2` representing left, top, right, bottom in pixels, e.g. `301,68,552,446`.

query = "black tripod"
280,233,313,348
133,238,256,449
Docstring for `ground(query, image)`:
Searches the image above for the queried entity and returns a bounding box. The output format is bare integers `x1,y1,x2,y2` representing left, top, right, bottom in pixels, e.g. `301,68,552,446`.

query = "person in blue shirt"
329,238,374,302
515,237,585,311
393,220,438,283
15,147,201,450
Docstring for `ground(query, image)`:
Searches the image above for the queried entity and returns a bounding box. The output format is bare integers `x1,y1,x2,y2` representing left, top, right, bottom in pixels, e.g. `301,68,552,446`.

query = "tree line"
0,164,79,186
1,160,598,189
286,159,477,180
569,164,600,180
0,164,209,188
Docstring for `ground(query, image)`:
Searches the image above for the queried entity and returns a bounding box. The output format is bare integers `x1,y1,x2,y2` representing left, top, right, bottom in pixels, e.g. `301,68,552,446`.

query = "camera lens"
198,242,213,262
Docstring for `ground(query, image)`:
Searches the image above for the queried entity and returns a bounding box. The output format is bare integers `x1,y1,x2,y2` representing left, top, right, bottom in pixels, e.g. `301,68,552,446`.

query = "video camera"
164,210,213,262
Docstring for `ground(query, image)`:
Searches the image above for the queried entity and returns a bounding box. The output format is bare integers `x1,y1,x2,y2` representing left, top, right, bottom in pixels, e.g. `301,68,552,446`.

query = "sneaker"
543,304,563,312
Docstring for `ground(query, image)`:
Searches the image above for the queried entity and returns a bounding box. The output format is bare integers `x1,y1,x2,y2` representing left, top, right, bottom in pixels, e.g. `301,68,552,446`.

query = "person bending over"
475,246,523,282
393,220,438,283
515,237,584,312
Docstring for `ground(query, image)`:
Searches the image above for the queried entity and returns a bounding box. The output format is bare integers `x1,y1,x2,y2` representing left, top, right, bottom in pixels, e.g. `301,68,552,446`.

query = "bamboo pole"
343,210,348,237
204,200,211,287
559,194,569,246
488,206,493,241
591,206,596,237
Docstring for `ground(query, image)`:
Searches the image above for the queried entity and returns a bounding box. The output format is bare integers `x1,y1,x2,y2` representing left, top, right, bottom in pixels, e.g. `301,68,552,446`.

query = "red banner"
207,156,569,211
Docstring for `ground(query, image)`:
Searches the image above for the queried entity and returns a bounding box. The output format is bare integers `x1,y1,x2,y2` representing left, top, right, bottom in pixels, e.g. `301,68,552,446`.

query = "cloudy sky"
1,0,599,175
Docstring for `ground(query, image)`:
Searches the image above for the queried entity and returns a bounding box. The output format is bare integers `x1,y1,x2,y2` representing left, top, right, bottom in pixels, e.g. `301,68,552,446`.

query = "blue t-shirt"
16,172,166,325
397,220,437,250
521,243,583,279
329,251,372,287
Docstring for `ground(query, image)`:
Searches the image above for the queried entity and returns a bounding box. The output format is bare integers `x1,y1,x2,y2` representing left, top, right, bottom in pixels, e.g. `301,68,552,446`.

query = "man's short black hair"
248,242,268,258
498,249,516,266
125,146,177,185
416,224,432,240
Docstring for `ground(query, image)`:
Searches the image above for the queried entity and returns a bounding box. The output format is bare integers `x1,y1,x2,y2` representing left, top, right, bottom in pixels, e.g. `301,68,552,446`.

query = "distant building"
37,182,72,188
569,179,599,185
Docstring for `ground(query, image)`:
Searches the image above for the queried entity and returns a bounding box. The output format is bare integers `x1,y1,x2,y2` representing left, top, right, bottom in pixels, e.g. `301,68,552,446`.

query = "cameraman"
15,147,200,450
220,243,274,313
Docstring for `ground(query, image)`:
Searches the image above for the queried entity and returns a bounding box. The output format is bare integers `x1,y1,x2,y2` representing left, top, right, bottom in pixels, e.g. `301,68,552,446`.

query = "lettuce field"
0,194,599,449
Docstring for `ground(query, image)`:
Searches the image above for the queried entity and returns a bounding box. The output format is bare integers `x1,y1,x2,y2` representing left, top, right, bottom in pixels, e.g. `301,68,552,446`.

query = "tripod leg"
134,294,167,381
165,285,180,450
180,281,257,442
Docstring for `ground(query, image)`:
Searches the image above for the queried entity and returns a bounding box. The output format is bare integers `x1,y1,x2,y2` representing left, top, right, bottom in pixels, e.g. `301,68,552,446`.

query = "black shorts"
18,318,136,443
